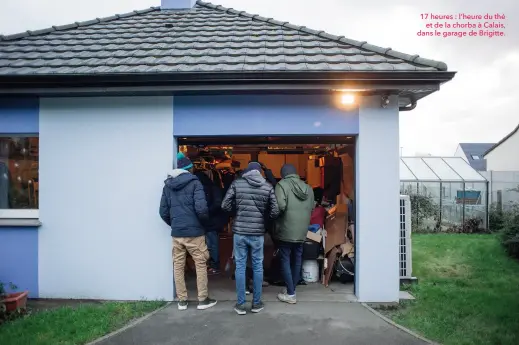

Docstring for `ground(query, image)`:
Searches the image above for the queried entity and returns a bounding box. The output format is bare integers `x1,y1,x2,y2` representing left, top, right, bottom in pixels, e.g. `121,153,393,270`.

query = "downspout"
485,179,490,231
399,99,417,112
462,182,466,227
439,182,443,231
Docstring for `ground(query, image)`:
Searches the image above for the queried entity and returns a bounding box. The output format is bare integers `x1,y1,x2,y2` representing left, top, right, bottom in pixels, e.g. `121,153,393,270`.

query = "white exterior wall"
454,144,468,162
355,95,400,303
39,97,174,300
485,130,519,171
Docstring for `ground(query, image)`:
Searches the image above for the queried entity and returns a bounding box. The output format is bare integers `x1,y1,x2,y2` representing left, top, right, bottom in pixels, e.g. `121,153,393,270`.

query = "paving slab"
94,301,428,345
191,274,357,302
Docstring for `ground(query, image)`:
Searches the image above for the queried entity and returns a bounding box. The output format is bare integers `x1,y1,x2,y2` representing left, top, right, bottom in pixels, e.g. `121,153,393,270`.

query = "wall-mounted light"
340,93,355,105
381,95,390,108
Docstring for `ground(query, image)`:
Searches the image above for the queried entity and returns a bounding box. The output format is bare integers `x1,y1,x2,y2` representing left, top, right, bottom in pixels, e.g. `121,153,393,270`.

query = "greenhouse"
400,156,488,232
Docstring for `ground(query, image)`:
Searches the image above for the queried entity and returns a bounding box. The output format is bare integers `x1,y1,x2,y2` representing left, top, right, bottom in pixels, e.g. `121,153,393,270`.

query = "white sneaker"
197,298,217,310
277,292,297,304
178,300,188,311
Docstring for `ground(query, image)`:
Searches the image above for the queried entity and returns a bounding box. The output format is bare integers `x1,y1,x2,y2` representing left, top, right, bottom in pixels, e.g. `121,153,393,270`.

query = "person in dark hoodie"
258,161,277,187
273,164,314,304
194,171,226,275
159,152,217,311
222,162,280,315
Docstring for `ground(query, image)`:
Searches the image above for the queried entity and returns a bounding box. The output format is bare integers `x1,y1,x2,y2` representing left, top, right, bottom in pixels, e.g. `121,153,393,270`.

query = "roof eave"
0,70,456,94
483,123,519,157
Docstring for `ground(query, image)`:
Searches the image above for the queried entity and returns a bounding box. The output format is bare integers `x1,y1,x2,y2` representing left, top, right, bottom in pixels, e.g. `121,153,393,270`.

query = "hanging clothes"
0,161,9,209
211,168,223,189
216,161,232,170
220,169,235,196
0,140,11,209
202,169,214,182
310,205,327,228
321,156,343,201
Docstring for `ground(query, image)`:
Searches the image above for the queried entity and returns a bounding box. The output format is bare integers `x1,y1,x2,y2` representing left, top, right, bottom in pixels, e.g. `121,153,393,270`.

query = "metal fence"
400,181,488,232
479,171,519,210
400,171,519,232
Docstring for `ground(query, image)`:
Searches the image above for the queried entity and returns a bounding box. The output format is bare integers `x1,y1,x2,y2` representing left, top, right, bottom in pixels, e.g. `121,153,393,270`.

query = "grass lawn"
0,300,166,345
386,234,519,345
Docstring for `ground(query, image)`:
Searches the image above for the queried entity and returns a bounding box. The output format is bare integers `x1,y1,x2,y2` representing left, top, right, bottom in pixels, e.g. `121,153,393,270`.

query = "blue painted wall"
173,94,359,136
0,227,39,297
0,97,40,297
0,97,39,133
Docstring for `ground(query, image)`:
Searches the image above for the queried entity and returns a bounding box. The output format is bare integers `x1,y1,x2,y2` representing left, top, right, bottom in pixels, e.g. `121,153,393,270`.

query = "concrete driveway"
92,301,429,345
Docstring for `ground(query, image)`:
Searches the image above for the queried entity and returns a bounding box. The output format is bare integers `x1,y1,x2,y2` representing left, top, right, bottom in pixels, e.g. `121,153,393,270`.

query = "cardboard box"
306,230,322,243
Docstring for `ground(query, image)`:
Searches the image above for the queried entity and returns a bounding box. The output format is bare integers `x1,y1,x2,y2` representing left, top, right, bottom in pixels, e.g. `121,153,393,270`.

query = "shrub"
501,212,519,259
446,217,488,234
0,281,19,323
489,203,505,232
406,191,440,232
0,281,16,299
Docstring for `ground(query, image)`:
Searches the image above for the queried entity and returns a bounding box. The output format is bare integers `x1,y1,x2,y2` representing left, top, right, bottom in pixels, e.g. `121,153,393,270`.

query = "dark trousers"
205,231,220,270
277,241,304,296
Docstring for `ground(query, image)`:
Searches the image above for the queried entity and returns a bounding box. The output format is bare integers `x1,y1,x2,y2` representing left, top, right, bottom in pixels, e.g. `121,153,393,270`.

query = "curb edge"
361,302,441,345
86,302,172,345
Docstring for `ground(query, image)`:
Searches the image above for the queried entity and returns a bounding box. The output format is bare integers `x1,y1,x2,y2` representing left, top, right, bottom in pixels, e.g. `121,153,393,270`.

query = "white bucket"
302,260,319,283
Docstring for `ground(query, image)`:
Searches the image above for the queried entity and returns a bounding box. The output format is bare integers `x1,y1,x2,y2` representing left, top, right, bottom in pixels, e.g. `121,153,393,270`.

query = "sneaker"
208,268,220,275
234,303,247,315
277,292,297,304
251,302,265,313
245,289,251,295
178,300,188,311
197,298,217,310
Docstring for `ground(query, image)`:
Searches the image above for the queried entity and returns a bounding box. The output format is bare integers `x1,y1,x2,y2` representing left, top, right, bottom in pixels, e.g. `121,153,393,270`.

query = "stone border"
86,302,172,345
361,303,441,345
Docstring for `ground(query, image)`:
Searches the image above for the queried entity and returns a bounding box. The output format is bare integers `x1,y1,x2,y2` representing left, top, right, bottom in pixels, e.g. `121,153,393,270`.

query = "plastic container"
302,240,320,260
302,260,319,283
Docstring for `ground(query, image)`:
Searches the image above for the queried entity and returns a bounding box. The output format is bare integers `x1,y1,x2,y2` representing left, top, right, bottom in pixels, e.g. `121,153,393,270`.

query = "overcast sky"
1,0,518,156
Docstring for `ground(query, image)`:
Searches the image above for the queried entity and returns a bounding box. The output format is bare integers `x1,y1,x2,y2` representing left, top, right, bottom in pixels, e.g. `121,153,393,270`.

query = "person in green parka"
273,163,314,304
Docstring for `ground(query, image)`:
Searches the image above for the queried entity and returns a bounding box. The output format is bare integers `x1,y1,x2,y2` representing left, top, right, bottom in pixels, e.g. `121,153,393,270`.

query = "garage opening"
176,135,357,302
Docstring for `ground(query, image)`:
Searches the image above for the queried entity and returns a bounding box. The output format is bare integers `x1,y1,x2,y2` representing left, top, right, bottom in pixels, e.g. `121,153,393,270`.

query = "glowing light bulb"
341,94,355,105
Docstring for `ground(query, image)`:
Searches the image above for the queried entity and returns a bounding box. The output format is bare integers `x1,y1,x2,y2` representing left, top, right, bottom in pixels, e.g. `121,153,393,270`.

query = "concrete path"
94,301,428,345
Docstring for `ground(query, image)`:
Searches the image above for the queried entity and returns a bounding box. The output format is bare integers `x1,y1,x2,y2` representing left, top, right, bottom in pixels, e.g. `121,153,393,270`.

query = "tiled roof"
0,1,449,76
459,143,495,171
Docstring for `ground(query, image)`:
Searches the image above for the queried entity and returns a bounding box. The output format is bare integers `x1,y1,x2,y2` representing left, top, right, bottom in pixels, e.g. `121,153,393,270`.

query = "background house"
454,143,495,171
484,124,519,171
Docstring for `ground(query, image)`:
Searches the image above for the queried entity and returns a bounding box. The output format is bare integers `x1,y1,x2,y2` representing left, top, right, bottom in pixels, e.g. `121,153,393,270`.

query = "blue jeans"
277,241,304,296
234,234,264,306
205,231,220,270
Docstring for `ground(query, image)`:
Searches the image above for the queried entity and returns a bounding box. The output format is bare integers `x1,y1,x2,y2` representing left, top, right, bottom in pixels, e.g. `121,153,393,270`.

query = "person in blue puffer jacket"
159,152,217,311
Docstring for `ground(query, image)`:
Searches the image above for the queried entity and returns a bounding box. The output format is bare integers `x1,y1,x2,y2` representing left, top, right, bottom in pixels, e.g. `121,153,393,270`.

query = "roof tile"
305,62,330,70
285,63,308,71
0,1,448,75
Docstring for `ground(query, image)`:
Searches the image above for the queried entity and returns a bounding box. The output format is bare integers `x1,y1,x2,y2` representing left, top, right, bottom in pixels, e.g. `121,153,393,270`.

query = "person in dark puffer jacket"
159,152,217,311
222,162,280,315
194,171,227,275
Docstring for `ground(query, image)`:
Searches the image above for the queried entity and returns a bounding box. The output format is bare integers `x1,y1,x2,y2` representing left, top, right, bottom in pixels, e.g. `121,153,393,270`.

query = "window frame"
0,133,39,219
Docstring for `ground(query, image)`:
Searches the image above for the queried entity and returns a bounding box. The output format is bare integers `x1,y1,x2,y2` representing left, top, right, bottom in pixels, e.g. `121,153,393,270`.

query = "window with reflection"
0,136,39,209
